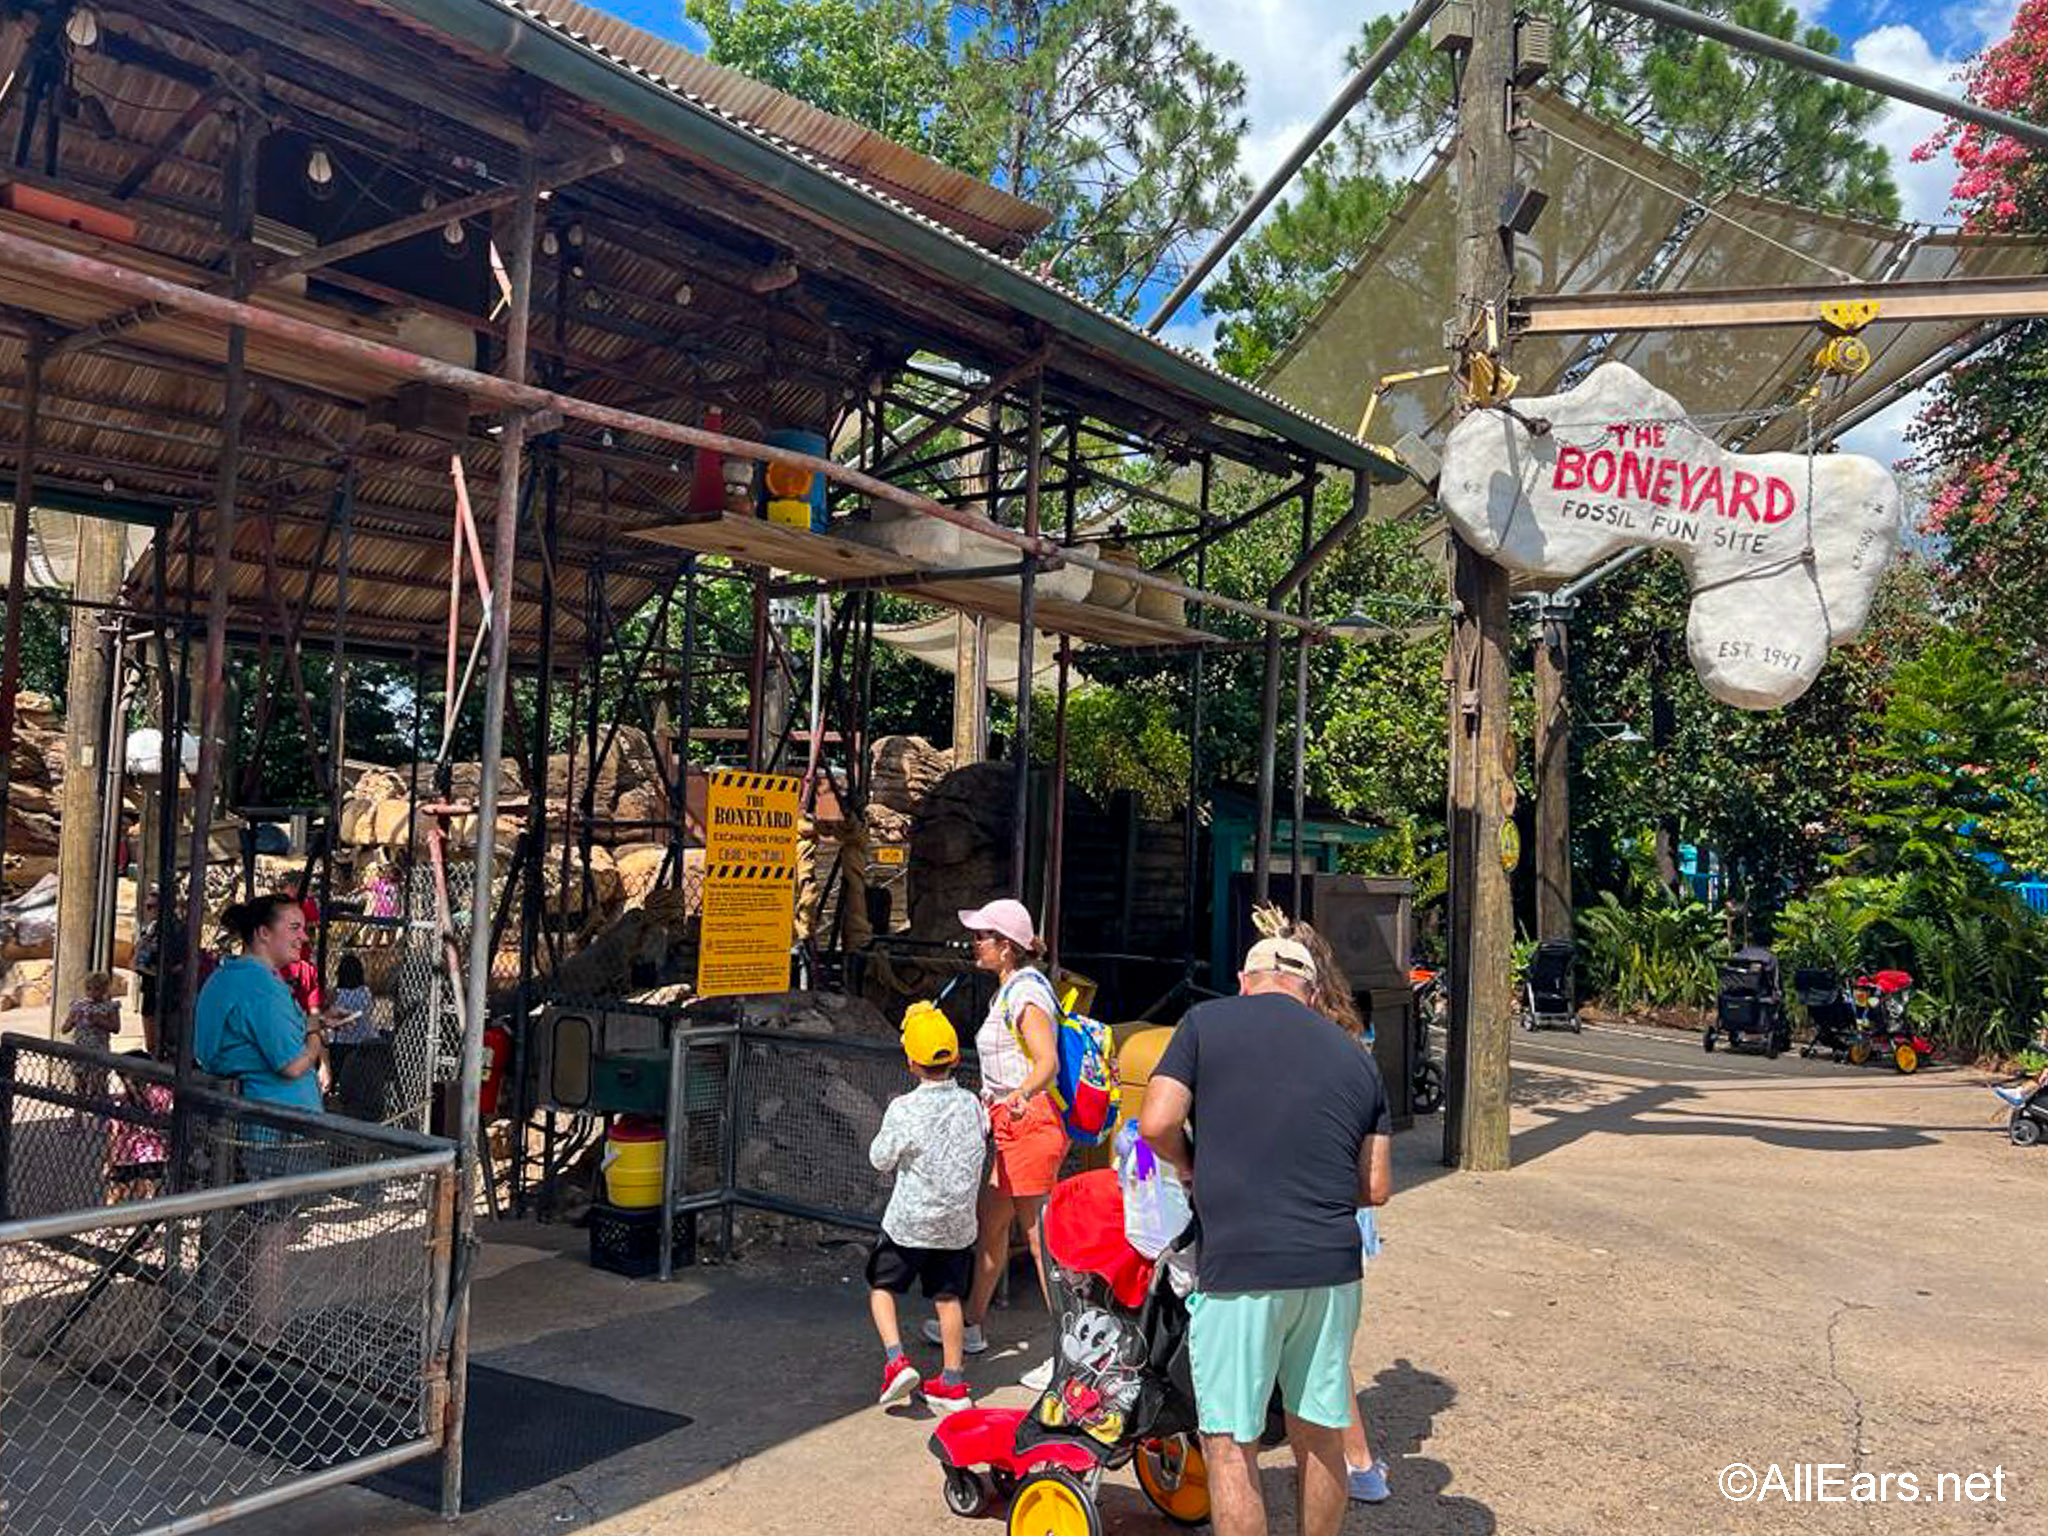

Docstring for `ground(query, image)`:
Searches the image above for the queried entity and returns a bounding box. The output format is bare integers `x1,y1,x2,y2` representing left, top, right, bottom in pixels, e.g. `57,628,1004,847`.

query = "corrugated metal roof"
521,0,1049,255
375,0,1407,482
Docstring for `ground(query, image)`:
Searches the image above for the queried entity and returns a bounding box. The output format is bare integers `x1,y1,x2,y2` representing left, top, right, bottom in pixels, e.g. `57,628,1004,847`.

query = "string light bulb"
305,144,334,194
541,228,560,257
442,218,465,250
65,6,99,50
672,281,694,307
565,222,585,249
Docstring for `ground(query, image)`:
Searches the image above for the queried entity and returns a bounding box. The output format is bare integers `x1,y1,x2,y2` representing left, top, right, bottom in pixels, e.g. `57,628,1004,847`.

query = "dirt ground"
218,1030,2047,1534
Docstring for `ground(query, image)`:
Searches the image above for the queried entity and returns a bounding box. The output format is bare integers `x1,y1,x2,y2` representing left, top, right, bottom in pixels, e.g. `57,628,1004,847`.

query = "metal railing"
0,1036,458,1536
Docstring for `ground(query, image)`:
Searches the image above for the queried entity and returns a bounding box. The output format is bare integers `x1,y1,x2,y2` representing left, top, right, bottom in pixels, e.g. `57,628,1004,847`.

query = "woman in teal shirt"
193,894,328,1113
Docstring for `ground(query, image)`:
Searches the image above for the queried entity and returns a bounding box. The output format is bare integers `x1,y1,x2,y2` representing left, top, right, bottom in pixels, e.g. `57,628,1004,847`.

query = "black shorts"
866,1236,974,1300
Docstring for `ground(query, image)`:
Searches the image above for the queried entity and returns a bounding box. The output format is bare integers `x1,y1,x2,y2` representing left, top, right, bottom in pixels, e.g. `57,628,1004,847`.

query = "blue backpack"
1000,974,1121,1145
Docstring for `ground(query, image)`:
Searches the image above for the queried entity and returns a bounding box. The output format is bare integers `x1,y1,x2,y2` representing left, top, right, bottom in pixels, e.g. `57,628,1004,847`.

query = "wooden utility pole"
52,515,126,1029
1443,0,1519,1172
1533,612,1572,942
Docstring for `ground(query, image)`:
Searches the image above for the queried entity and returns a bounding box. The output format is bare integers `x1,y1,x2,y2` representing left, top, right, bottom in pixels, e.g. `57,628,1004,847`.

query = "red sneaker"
878,1356,922,1407
922,1377,973,1413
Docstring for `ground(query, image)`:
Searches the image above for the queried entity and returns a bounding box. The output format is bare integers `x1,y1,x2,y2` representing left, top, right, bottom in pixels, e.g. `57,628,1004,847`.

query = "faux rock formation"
1438,362,1902,709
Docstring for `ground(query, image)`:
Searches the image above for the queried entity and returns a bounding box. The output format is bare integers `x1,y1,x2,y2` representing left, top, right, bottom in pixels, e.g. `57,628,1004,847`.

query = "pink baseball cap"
958,898,1038,952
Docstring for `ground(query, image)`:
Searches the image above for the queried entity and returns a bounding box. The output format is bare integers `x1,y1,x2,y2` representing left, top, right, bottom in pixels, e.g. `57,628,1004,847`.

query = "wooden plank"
629,513,918,580
920,578,1212,647
629,513,1215,646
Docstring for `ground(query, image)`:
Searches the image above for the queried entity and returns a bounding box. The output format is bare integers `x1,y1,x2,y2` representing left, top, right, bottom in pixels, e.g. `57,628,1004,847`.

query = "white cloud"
1170,0,1407,186
1851,25,1967,224
1156,307,1220,359
1835,388,1922,469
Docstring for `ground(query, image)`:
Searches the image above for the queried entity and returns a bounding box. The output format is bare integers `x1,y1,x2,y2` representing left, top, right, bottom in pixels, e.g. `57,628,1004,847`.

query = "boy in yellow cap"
867,1002,987,1411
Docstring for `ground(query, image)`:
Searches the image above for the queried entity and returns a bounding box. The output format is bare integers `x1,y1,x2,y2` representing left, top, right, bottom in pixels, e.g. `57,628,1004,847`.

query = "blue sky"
601,1,2026,461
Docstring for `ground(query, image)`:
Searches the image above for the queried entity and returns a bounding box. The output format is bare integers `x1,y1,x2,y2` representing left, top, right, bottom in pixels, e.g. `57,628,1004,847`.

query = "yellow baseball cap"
901,1001,960,1067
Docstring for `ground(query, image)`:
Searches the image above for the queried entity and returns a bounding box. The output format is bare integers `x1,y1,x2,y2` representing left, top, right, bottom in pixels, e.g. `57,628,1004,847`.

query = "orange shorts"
989,1092,1067,1198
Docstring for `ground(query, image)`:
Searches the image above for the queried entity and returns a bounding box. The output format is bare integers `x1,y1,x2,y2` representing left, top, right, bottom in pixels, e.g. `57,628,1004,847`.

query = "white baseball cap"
1243,936,1318,985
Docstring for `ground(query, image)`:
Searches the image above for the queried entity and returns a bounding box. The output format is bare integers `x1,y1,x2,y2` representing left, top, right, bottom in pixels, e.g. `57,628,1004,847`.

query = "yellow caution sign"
699,770,802,998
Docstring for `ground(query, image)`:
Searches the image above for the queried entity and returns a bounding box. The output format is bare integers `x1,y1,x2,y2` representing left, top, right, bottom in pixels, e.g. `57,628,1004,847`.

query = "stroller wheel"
1893,1043,1920,1074
1518,1011,1535,1032
1413,1062,1445,1115
1136,1436,1211,1527
944,1469,992,1519
1701,1029,1716,1053
2012,1114,2043,1147
1008,1468,1098,1536
1848,1040,1872,1067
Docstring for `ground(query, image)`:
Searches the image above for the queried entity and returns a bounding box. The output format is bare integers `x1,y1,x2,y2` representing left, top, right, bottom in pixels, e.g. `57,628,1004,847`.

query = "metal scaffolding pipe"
444,159,539,1522
1147,0,1445,332
0,337,44,875
1602,0,2048,152
0,225,1333,639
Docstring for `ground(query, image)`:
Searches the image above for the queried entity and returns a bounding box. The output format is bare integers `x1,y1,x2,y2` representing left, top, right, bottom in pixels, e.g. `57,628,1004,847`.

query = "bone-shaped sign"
1437,362,1903,709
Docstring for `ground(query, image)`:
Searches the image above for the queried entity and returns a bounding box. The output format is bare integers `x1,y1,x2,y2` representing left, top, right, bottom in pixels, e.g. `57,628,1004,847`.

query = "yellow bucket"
603,1117,665,1209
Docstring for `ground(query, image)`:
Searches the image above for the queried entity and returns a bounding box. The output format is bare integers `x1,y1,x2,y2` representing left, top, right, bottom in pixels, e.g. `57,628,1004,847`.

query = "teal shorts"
1186,1282,1361,1442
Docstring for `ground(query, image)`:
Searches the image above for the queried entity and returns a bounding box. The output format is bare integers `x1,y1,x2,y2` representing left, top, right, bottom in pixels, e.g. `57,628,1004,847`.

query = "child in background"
326,953,386,1121
107,1051,172,1203
60,971,121,1133
867,1002,986,1412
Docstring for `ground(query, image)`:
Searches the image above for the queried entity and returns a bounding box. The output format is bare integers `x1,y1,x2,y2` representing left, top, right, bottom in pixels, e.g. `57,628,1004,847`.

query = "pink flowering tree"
1910,1,2048,683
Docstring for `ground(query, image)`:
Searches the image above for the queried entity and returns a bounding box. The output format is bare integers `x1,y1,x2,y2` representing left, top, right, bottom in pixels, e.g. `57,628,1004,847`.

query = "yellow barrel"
1114,1023,1177,1103
603,1116,665,1209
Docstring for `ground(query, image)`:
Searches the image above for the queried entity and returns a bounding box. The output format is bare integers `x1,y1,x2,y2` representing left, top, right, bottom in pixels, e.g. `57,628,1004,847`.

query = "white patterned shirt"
869,1079,987,1250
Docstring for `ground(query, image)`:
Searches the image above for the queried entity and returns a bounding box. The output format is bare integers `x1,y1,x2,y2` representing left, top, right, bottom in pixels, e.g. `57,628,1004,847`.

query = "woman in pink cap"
921,896,1063,1389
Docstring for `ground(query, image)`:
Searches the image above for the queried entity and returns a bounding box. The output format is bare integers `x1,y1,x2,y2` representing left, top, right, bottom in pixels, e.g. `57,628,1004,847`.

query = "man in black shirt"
1139,936,1392,1536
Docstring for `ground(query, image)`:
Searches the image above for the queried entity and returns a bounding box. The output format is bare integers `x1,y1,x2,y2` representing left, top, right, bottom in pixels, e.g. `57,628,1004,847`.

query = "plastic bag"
1115,1121,1192,1259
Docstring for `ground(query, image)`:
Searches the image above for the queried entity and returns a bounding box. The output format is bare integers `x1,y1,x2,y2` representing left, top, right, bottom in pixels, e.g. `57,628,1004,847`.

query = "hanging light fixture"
541,228,560,257
305,143,335,197
672,281,694,307
442,217,466,251
65,6,100,50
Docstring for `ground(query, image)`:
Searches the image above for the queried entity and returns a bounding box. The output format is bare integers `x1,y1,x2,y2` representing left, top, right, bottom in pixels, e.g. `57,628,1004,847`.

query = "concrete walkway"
242,1034,2045,1535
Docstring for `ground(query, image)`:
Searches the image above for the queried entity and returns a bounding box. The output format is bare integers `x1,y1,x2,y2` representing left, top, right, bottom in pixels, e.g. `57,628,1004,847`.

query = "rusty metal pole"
443,158,538,1522
0,336,45,874
1290,478,1315,917
1252,622,1283,902
1045,638,1071,971
177,109,261,1081
1443,0,1519,1173
1533,611,1572,943
1010,374,1042,902
319,468,356,990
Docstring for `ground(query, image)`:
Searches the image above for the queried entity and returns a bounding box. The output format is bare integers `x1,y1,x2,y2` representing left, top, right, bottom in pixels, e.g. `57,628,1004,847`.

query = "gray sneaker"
1020,1358,1055,1393
922,1318,987,1354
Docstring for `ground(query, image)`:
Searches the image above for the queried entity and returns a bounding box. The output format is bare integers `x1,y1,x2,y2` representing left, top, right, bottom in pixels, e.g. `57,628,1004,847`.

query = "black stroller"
1795,968,1861,1062
1516,940,1581,1033
1706,951,1789,1057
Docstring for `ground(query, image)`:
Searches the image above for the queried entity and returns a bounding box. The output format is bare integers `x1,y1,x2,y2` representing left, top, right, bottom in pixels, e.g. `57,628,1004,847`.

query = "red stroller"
928,1169,1209,1535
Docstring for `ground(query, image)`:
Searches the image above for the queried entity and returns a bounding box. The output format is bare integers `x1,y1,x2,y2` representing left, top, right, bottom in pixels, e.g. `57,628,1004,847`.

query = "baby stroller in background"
1998,1076,2048,1146
930,1169,1210,1534
1517,940,1581,1033
1705,953,1789,1057
1795,968,1862,1062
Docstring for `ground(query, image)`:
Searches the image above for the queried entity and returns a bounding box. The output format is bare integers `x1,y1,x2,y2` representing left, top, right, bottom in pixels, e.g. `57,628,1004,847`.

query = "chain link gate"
0,1036,458,1536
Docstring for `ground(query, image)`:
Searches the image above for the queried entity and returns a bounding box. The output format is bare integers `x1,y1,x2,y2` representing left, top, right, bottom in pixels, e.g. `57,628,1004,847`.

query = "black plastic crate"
588,1203,694,1278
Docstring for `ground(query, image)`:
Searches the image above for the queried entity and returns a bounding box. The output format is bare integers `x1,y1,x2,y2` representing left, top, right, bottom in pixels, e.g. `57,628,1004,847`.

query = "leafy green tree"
689,0,1252,312
682,0,963,160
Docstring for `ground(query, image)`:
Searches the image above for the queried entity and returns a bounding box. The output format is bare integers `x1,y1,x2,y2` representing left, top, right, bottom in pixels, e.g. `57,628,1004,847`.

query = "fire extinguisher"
479,1025,513,1120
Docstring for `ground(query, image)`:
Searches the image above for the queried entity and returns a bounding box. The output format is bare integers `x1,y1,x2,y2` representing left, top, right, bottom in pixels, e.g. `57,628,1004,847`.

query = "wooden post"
52,516,126,1027
1444,0,1519,1173
1533,612,1572,943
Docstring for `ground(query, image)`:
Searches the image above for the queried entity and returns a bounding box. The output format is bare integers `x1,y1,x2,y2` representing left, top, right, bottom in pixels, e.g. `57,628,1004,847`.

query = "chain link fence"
725,1029,981,1231
0,1036,457,1536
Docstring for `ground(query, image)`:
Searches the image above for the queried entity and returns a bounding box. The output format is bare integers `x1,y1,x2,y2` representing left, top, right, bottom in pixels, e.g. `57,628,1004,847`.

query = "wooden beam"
1514,273,2048,336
